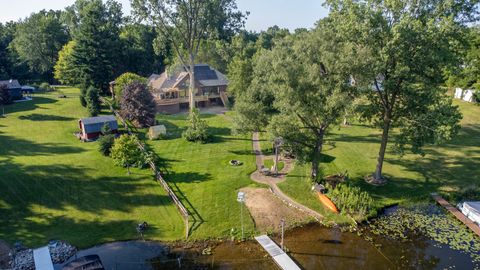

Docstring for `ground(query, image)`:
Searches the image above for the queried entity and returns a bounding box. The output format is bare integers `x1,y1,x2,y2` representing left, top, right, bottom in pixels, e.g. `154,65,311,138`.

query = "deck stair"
219,91,230,107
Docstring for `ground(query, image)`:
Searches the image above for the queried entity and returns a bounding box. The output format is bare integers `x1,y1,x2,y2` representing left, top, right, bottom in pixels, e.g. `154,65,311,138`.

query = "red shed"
78,115,118,141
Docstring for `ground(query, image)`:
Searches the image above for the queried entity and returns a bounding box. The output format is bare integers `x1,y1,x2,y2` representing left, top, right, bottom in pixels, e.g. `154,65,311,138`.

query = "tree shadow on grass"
18,113,75,121
0,155,179,248
162,172,211,235
0,134,85,156
1,97,58,114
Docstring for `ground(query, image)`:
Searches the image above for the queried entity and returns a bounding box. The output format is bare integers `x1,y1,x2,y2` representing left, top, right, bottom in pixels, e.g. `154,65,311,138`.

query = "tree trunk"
374,113,391,181
188,53,196,112
311,132,324,181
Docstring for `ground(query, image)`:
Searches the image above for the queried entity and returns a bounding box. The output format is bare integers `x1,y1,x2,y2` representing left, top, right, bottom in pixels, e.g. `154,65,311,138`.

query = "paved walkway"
250,132,323,221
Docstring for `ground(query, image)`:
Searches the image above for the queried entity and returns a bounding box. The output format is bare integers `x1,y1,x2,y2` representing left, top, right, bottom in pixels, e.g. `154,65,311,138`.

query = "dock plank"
255,235,301,270
431,193,480,237
33,246,54,270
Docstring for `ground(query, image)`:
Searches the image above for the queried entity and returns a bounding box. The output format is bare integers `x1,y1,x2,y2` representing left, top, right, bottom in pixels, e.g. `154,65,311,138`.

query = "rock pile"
9,240,76,270
11,249,34,270
48,240,76,264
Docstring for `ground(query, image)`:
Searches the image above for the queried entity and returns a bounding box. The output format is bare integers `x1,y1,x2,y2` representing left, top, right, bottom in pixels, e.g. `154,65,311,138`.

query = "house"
147,64,229,114
78,115,118,141
0,79,23,100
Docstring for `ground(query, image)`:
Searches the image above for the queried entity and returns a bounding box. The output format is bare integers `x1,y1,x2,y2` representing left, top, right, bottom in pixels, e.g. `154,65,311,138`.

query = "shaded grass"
0,88,184,248
278,100,480,223
263,158,284,171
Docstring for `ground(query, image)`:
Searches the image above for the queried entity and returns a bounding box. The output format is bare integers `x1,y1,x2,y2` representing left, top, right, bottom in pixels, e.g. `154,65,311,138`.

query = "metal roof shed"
79,115,118,141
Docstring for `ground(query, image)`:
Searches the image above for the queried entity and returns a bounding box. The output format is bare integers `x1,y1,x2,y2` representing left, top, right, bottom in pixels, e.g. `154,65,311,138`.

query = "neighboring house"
147,64,229,114
78,115,118,141
0,79,23,100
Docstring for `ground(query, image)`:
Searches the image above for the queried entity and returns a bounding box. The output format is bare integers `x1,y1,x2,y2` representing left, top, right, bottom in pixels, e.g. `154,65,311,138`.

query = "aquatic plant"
368,204,480,266
327,183,375,221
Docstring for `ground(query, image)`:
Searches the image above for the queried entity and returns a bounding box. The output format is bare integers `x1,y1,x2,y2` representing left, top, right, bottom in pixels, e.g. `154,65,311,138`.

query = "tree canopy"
10,10,68,81
132,0,246,110
325,0,474,183
234,25,358,179
120,81,156,128
69,0,123,92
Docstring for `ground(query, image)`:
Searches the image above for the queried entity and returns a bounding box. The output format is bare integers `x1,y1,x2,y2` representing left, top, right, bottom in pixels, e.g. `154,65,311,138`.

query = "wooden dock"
33,246,54,270
255,235,301,270
431,193,480,237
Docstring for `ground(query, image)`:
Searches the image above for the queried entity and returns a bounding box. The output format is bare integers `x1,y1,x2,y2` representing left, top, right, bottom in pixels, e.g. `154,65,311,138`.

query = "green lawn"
278,100,480,221
0,87,184,248
263,158,284,171
144,112,259,239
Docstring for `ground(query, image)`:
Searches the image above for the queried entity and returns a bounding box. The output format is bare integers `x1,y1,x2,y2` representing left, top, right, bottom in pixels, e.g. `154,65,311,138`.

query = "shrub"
39,82,53,92
101,122,112,135
327,183,375,220
110,134,146,171
182,108,210,143
79,87,87,107
85,86,100,116
98,134,115,156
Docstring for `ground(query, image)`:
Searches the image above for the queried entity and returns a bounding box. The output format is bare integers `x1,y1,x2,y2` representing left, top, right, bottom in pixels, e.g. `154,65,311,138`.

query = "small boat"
458,201,480,226
316,192,339,213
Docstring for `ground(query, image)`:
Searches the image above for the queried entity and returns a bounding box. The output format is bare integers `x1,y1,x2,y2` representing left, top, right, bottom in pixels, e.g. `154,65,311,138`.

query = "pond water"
55,206,479,270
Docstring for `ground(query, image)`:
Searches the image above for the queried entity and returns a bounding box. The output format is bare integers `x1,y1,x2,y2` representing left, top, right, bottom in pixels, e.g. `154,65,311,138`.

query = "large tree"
11,10,68,81
326,0,476,184
132,0,246,111
54,40,79,85
235,26,359,179
69,0,123,92
446,26,480,90
119,23,166,76
120,81,156,128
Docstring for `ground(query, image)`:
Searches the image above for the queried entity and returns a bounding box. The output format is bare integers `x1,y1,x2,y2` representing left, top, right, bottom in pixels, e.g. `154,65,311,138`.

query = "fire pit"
229,160,243,166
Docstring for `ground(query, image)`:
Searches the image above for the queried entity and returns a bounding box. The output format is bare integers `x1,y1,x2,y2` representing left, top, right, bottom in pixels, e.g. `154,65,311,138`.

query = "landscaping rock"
11,249,34,270
48,240,76,264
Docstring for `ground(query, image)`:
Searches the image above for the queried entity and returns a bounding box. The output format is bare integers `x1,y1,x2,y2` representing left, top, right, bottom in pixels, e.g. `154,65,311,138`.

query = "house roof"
80,115,118,134
0,79,21,89
148,64,228,92
80,115,117,125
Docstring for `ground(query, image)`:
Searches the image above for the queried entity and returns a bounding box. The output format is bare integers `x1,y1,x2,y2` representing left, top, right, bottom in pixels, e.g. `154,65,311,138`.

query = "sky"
0,0,329,32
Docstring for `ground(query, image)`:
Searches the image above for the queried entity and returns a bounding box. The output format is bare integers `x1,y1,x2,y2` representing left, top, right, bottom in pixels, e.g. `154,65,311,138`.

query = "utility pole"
237,191,246,240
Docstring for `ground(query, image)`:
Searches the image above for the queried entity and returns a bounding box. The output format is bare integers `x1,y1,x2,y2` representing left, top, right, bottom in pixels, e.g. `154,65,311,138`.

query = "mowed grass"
144,112,259,239
0,87,184,248
278,100,480,220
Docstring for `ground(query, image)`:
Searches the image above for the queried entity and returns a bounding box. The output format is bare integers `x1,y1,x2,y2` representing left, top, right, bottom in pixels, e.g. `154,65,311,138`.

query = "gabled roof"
80,115,117,125
80,115,118,134
148,64,228,92
0,79,21,89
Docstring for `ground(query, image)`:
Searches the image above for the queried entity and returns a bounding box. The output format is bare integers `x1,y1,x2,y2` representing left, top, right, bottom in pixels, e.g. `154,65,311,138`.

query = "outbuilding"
78,115,118,141
463,89,475,102
0,79,23,100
